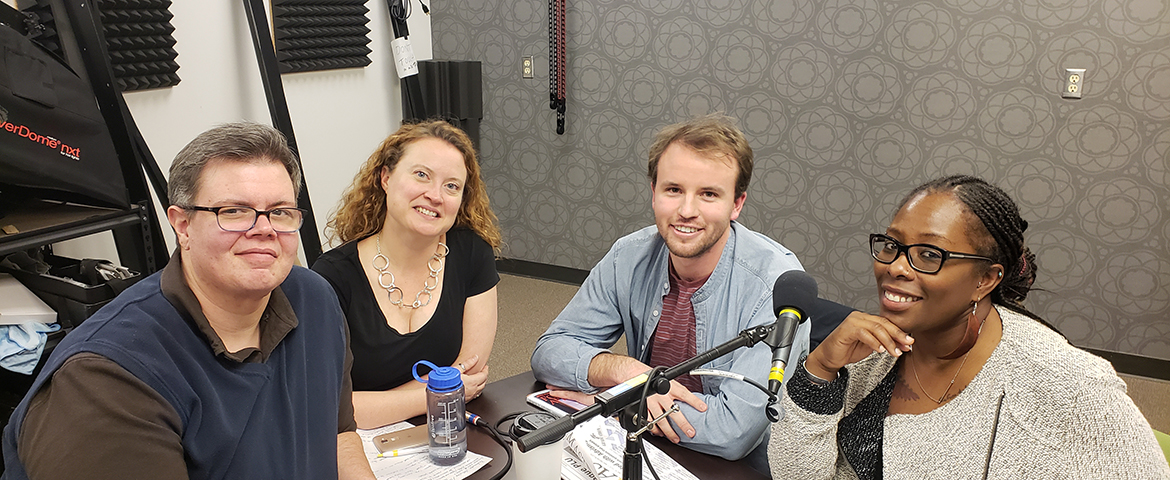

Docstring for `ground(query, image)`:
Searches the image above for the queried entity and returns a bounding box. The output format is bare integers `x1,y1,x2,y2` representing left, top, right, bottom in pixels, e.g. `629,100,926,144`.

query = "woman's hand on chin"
807,311,914,380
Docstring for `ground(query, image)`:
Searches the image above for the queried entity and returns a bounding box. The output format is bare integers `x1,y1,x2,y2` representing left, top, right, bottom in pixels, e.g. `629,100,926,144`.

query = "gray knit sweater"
769,306,1170,479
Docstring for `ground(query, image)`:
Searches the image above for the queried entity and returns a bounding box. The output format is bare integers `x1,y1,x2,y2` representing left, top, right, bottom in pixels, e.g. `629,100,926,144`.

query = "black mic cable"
388,0,410,28
632,366,668,480
689,368,775,403
460,411,511,480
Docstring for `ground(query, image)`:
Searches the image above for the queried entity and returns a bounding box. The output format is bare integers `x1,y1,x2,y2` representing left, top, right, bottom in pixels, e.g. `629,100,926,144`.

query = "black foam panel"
271,0,371,74
18,0,180,92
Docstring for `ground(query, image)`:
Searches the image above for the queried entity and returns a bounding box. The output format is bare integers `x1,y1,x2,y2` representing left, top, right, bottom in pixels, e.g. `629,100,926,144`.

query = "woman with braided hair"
769,175,1168,479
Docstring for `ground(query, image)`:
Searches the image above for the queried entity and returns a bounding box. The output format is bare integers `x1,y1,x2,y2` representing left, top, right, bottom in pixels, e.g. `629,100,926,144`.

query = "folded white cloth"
0,322,60,375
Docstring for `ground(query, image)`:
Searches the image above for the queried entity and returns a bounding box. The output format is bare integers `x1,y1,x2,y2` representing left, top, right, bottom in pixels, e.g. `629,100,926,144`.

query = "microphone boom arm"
514,323,775,452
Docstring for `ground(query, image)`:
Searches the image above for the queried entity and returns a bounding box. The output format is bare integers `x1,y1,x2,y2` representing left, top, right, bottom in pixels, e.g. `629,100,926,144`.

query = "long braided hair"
900,175,1060,334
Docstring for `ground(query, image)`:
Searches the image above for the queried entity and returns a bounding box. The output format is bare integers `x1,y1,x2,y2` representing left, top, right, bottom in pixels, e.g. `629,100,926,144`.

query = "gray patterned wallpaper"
432,0,1170,360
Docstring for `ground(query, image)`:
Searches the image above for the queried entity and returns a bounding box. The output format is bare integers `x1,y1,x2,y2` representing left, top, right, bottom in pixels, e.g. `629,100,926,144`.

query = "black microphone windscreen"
772,271,818,316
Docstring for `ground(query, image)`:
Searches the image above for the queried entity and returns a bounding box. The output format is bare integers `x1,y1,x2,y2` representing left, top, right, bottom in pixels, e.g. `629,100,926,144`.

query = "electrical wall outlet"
522,56,534,79
1063,68,1085,99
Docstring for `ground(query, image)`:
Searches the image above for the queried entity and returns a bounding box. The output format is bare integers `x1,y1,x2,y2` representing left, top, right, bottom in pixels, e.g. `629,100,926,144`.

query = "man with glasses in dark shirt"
2,123,375,479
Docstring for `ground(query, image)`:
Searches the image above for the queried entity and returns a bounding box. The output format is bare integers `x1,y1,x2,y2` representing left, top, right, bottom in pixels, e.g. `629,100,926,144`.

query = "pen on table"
376,445,429,458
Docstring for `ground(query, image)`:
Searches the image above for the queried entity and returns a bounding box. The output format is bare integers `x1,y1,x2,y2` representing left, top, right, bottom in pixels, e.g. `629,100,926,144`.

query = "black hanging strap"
548,0,557,110
548,0,566,134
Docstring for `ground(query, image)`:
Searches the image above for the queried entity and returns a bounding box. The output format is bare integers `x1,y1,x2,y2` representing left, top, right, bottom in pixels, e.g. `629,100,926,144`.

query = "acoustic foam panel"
19,0,180,91
271,0,372,74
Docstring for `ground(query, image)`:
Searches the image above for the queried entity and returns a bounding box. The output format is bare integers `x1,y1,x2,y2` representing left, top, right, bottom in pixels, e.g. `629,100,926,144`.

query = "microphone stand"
516,321,793,480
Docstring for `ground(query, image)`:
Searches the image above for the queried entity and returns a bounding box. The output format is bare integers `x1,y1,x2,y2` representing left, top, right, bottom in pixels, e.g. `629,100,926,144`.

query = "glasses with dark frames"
183,205,306,233
869,233,994,274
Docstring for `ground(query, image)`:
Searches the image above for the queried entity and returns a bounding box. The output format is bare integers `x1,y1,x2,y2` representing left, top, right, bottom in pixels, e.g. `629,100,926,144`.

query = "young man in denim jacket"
531,114,810,476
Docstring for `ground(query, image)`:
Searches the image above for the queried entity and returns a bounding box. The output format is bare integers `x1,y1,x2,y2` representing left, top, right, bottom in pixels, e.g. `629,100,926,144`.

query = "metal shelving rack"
0,0,169,275
1,5,168,464
0,201,160,274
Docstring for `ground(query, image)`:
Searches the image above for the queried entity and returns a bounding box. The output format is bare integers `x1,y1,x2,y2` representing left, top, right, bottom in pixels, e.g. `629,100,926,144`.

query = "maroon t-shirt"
647,265,709,392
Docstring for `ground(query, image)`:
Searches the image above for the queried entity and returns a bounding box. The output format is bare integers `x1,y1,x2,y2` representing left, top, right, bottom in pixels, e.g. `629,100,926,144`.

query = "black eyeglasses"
869,233,994,274
183,205,306,233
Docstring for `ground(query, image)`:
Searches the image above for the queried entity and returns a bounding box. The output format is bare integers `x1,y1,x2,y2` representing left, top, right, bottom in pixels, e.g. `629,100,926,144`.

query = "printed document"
561,416,697,480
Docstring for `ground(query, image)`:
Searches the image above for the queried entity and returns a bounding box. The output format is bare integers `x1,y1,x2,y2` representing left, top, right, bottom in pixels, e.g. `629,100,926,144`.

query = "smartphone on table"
373,424,428,454
526,389,588,417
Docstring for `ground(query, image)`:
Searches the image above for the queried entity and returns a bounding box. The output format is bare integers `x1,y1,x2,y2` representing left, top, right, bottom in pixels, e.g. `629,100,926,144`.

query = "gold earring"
942,299,982,359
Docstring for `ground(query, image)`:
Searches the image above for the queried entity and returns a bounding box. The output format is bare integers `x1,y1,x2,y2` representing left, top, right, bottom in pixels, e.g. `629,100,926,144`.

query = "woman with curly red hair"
313,120,501,428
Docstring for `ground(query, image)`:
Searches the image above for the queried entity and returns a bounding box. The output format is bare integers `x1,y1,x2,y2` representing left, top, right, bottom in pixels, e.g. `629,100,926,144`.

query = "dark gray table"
460,371,769,480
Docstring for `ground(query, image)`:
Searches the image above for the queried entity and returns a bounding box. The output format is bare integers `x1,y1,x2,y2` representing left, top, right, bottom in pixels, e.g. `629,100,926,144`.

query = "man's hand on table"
545,382,708,443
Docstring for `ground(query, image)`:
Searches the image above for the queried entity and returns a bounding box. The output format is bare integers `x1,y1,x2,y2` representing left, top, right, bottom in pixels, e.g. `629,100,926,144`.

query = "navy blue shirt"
2,252,353,480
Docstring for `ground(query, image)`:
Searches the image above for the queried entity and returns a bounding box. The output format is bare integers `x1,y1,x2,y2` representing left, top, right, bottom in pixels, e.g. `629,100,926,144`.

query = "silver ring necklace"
372,234,448,309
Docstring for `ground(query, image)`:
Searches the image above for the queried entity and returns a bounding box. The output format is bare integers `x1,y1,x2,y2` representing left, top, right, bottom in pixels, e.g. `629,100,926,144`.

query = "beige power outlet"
1063,68,1086,99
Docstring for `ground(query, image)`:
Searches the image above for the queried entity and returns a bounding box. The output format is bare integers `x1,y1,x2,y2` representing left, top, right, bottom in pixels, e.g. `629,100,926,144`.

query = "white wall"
32,0,432,266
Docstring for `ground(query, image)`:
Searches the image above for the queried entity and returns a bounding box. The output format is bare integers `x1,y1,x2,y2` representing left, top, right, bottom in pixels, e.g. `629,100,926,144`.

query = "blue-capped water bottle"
413,360,467,465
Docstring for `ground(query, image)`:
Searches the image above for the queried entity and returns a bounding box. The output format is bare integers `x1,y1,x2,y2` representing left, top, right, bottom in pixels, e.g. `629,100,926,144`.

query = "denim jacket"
531,221,810,460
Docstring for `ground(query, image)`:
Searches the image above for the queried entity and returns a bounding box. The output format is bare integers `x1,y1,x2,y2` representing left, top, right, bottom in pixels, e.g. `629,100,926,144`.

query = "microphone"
764,271,817,421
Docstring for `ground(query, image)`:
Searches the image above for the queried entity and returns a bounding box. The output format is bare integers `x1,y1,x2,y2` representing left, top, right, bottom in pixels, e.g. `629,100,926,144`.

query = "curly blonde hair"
325,120,501,251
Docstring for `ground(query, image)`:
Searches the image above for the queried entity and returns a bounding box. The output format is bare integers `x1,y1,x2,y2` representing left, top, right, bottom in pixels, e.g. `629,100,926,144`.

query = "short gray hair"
167,122,301,206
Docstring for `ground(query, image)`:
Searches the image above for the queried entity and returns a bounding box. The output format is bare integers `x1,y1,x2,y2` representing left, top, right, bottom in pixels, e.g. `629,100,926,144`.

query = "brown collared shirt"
18,252,356,479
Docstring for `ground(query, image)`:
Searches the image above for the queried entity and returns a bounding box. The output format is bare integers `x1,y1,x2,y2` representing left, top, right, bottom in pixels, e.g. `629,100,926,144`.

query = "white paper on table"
358,422,490,480
560,416,698,480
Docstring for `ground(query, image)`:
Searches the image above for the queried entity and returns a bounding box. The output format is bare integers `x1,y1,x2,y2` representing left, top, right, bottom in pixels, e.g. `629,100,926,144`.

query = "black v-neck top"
312,227,499,391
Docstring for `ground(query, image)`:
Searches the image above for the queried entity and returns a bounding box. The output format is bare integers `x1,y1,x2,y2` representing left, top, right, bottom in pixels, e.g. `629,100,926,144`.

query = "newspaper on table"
357,422,490,480
561,416,698,480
